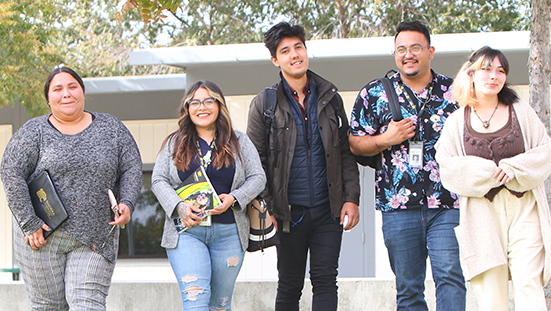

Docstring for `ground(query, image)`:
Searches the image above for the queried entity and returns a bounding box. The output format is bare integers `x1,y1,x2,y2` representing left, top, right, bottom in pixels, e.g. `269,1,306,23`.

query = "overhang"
129,31,532,95
82,74,187,120
84,74,186,94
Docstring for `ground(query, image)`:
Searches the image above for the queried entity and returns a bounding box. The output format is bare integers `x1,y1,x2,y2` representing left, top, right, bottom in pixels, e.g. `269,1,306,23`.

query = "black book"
28,171,68,238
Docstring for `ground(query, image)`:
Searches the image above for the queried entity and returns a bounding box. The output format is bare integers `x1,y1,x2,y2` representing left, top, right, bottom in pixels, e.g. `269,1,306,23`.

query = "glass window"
118,171,166,258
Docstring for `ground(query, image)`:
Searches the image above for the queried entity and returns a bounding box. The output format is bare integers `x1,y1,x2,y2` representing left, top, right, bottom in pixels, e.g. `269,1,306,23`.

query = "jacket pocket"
327,114,340,148
270,118,288,152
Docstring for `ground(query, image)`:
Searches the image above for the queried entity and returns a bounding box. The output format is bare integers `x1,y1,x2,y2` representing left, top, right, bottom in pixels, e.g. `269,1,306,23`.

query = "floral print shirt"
350,71,459,212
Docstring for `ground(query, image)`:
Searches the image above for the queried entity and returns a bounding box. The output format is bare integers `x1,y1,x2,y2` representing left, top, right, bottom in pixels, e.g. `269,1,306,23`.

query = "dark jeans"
382,208,466,311
275,204,343,311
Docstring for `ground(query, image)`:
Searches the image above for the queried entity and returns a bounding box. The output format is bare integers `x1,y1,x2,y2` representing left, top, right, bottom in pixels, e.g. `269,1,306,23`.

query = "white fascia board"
432,31,530,54
129,42,271,67
309,31,530,59
307,36,395,58
128,31,531,68
84,74,186,94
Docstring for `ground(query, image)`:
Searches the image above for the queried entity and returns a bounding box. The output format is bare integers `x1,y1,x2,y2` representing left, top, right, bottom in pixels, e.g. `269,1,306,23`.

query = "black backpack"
353,76,403,169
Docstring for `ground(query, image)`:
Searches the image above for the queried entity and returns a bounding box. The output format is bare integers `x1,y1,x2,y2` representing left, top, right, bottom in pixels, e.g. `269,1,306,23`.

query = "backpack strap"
380,77,403,121
263,83,279,167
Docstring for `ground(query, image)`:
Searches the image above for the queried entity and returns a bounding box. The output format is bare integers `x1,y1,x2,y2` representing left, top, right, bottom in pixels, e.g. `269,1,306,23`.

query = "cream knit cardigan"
435,100,551,282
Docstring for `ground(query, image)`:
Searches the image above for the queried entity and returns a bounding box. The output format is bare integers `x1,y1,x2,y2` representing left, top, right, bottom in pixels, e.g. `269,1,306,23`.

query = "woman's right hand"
177,202,203,228
25,223,51,250
494,166,513,185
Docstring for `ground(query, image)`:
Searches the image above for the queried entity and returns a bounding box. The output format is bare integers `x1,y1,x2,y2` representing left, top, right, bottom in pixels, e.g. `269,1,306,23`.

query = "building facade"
0,31,536,282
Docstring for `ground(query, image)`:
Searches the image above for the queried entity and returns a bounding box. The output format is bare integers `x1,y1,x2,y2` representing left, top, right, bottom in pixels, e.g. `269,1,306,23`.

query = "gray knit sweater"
1,112,142,262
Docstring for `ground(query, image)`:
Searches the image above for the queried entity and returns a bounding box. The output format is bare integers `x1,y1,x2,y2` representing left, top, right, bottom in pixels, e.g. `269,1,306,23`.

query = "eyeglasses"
394,45,429,57
187,97,217,109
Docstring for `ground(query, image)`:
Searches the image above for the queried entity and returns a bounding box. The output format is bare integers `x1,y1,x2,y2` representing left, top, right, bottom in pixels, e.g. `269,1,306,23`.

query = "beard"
403,69,419,77
401,58,420,77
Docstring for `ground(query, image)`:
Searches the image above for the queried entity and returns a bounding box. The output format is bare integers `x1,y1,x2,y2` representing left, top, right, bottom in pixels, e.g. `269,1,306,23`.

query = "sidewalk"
0,278,481,311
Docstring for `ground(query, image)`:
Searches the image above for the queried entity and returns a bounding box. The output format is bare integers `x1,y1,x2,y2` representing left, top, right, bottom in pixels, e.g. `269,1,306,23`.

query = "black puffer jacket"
247,70,360,222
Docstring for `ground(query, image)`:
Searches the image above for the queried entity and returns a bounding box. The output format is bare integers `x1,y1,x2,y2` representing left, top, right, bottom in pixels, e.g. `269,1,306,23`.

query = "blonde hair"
451,46,518,107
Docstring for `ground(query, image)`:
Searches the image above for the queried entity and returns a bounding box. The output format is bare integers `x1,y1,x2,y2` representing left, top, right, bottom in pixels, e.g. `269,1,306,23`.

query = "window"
118,171,166,258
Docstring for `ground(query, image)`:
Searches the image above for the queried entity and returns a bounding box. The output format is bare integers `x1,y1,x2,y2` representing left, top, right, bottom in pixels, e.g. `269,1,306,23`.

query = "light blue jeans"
167,223,245,311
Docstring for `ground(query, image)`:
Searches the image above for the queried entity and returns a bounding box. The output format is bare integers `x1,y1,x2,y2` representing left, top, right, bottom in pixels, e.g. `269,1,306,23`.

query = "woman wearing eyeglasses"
436,46,551,310
152,80,266,310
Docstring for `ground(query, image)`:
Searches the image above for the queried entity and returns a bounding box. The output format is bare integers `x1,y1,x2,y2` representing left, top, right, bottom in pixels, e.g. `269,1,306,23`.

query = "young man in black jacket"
247,22,360,311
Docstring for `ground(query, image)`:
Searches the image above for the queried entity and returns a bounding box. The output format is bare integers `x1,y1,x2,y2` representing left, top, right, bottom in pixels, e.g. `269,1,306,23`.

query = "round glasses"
394,45,429,57
187,97,217,110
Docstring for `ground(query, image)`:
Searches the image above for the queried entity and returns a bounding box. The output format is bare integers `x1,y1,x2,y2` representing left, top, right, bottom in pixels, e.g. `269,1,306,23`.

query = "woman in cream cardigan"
436,46,551,311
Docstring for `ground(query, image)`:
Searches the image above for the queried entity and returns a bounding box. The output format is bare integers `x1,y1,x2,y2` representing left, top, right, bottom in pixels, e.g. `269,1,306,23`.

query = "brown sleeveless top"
464,105,525,201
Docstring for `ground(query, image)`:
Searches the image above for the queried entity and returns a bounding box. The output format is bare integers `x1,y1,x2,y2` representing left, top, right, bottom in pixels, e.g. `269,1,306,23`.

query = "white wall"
0,125,13,282
0,85,534,282
115,91,370,281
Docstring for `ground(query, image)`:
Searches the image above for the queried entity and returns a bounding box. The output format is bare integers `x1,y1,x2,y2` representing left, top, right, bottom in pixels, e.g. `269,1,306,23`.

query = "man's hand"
349,118,416,156
340,202,360,231
384,118,416,146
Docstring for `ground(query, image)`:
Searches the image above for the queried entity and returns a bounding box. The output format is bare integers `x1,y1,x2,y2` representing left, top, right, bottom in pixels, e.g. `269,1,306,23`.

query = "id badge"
408,141,423,168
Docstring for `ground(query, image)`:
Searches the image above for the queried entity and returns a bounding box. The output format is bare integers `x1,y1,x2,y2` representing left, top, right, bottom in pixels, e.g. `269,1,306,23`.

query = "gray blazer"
152,130,266,251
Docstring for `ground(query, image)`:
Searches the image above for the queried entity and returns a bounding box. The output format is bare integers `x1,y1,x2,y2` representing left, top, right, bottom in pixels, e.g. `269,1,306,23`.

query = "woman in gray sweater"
152,80,265,310
0,67,142,310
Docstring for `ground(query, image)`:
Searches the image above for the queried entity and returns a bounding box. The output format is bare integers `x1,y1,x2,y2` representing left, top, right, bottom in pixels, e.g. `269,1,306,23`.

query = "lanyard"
400,82,433,113
399,82,433,141
197,135,216,168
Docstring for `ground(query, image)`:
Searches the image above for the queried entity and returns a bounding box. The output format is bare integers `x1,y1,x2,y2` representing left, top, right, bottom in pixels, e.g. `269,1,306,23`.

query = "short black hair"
395,21,431,46
264,22,306,59
44,67,85,102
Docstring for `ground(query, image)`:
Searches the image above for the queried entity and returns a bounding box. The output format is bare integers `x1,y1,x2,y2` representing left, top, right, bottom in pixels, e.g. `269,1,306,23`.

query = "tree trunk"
335,0,349,38
529,0,551,308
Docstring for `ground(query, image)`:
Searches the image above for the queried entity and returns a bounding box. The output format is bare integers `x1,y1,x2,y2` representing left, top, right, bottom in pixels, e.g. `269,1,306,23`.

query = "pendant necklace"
473,104,499,129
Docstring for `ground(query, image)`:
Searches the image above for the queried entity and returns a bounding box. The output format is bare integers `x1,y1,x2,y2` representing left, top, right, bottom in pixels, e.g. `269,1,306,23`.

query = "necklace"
473,104,499,129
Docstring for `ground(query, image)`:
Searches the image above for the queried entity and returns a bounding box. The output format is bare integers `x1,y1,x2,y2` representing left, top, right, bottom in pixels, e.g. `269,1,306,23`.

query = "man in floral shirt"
349,21,466,310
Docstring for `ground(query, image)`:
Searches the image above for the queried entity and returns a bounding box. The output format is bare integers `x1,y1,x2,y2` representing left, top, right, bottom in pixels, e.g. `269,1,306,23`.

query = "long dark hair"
164,80,241,171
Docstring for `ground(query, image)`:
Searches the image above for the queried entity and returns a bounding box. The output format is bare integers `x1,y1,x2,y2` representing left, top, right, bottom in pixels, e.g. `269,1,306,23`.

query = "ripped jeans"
167,223,245,311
